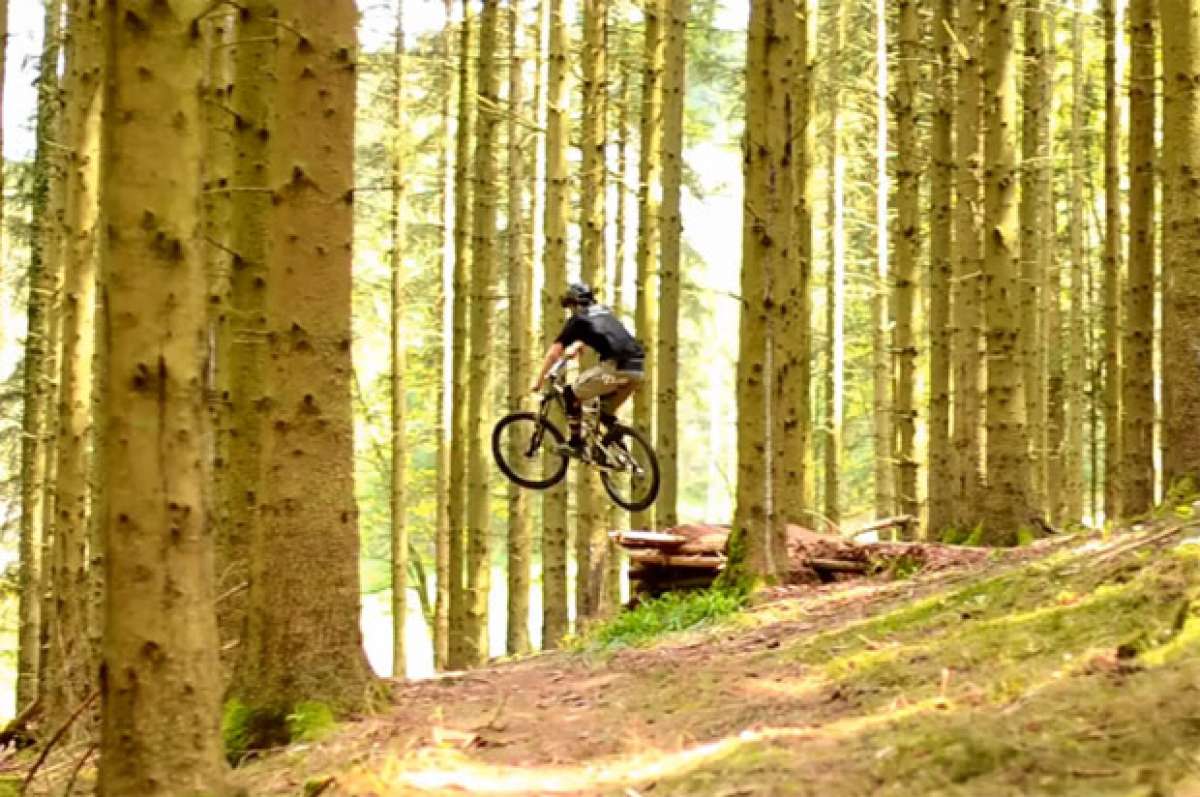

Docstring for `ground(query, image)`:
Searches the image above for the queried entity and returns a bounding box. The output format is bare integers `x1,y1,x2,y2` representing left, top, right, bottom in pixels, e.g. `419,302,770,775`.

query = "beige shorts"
573,360,644,413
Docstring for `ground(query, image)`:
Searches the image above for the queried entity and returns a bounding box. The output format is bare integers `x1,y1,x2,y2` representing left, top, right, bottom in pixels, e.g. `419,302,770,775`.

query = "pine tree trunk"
776,0,812,528
656,0,687,530
204,5,236,669
97,1,227,789
872,0,893,520
1123,0,1156,514
505,0,533,657
577,0,611,625
434,0,454,672
892,0,920,524
46,0,103,730
448,3,474,668
734,0,793,582
222,0,276,661
463,0,501,667
233,0,374,716
1065,4,1087,523
18,0,65,713
952,0,984,531
1162,0,1200,489
981,0,1026,543
634,0,665,532
1019,0,1049,520
1042,8,1062,525
1101,0,1122,522
927,0,955,537
824,0,847,531
541,0,570,649
390,2,409,680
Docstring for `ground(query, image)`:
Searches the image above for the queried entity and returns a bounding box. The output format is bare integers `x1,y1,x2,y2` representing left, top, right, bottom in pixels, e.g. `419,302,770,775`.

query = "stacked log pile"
612,517,987,599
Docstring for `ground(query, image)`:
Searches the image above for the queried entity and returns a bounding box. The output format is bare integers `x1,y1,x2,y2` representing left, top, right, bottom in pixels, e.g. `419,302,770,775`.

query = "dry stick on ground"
1090,520,1200,568
61,743,95,797
21,689,98,796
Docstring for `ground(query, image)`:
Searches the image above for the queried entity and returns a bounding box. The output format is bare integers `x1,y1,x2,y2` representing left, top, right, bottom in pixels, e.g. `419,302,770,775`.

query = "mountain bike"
491,359,660,512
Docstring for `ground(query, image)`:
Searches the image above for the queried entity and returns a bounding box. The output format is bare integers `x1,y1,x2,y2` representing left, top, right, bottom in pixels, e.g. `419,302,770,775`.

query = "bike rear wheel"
600,424,660,512
492,411,569,490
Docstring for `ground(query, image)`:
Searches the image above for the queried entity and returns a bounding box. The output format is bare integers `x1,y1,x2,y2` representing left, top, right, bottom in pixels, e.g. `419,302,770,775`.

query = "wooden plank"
626,550,726,569
609,530,689,548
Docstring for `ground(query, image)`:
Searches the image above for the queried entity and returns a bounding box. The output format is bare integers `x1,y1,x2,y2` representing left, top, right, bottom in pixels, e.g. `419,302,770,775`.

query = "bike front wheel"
492,411,569,490
600,424,661,512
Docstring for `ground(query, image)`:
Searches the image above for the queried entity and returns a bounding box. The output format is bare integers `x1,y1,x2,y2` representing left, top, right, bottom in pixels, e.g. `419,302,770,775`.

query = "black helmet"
561,281,595,308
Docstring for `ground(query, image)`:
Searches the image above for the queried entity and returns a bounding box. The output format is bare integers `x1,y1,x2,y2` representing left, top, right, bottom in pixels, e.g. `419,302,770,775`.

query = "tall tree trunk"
927,0,955,537
47,0,103,730
981,0,1026,543
97,0,227,789
233,0,374,718
1124,0,1156,514
448,3,474,668
1101,0,1122,522
872,0,893,520
824,0,847,531
434,0,454,672
1065,3,1087,522
952,0,984,531
634,0,665,532
1043,8,1062,525
656,0,687,530
541,0,569,649
390,0,409,680
1162,0,1200,489
893,0,919,524
777,0,813,528
222,0,276,662
464,0,501,668
733,0,793,583
1020,0,1049,520
505,0,533,656
577,0,611,625
18,0,65,713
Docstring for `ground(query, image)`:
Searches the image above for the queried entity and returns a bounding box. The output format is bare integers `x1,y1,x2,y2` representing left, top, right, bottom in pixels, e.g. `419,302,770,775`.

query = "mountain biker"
532,282,646,458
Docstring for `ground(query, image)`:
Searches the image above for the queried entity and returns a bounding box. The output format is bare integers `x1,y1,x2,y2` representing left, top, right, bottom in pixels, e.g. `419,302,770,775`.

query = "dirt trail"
238,539,1081,796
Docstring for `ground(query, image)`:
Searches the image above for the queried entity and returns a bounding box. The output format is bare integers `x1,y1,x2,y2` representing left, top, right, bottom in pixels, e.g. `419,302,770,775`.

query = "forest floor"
230,516,1200,797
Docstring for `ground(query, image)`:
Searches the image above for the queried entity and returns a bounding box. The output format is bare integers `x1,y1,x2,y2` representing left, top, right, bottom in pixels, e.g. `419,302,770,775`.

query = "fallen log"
846,515,917,540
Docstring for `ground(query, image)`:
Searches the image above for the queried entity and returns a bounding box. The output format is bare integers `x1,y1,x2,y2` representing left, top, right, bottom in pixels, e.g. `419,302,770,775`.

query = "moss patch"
578,585,750,651
223,698,337,765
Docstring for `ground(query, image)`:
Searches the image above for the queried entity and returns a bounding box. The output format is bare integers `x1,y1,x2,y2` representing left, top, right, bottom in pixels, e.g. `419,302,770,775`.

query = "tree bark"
1101,0,1122,522
1162,0,1200,489
221,0,276,663
1019,0,1049,520
981,0,1027,543
634,0,665,532
505,0,533,658
952,0,984,531
464,0,501,668
824,0,847,531
46,0,104,731
1123,0,1156,514
872,0,893,520
97,0,228,790
577,0,611,626
232,0,374,716
1065,3,1087,522
927,0,955,537
541,0,569,649
733,0,794,583
448,2,474,668
892,0,919,525
657,0,687,531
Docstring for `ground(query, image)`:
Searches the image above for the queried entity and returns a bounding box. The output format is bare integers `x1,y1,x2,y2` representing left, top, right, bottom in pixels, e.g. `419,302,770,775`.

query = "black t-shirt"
556,305,645,366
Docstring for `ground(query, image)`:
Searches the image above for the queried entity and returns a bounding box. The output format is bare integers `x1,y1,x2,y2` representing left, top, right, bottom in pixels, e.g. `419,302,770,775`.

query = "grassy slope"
650,534,1200,796
224,525,1200,796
